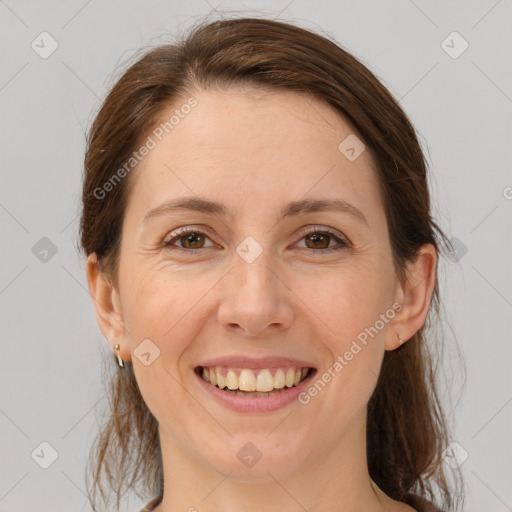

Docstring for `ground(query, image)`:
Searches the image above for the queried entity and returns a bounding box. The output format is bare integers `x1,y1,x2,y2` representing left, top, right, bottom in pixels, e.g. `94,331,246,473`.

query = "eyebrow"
143,197,369,227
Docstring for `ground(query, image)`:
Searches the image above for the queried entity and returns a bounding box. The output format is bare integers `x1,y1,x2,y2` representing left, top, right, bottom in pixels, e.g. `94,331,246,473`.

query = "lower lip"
194,369,316,413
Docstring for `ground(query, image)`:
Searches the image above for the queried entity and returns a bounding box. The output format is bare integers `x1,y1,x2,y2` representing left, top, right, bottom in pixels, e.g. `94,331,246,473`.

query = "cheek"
122,265,219,360
121,267,182,348
301,264,392,397
123,269,207,423
306,265,392,341
306,275,387,421
125,259,180,312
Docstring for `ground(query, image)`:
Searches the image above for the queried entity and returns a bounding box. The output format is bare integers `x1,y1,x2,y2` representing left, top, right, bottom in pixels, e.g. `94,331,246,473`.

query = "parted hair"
80,16,465,512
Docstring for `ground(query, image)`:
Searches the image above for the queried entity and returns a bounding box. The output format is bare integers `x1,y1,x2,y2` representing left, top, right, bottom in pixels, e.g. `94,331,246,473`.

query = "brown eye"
304,232,331,250
162,228,214,251
162,227,348,255
180,231,205,249
296,228,349,253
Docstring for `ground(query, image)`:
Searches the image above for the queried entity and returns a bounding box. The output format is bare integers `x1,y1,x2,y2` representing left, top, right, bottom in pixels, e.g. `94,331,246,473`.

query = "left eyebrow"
143,196,369,228
279,198,369,227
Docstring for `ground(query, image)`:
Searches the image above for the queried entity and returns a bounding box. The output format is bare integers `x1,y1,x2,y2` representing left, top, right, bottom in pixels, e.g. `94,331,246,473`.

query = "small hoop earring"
113,344,125,368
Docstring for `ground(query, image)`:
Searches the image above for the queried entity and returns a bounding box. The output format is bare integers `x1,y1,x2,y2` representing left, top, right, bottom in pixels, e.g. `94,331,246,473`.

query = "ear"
86,253,131,362
385,243,437,351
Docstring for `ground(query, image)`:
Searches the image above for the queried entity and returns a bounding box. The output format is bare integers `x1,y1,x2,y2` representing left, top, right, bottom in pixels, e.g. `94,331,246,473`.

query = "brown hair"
80,16,465,512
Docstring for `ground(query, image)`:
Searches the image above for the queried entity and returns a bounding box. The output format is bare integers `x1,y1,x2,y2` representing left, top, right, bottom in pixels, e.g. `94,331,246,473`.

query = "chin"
200,434,307,482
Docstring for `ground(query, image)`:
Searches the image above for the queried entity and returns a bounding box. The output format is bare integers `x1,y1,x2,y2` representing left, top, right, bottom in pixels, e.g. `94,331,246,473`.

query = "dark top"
139,495,163,512
407,494,446,512
139,493,445,511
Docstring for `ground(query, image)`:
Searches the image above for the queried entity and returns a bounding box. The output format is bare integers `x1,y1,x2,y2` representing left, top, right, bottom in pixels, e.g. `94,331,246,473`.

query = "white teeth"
256,369,274,392
224,389,284,397
216,368,226,389
226,369,238,390
273,369,285,389
239,369,256,391
202,365,311,392
285,368,295,388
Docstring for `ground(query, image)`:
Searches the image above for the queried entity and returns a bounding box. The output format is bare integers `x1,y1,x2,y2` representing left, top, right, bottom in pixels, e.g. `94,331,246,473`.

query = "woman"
80,17,464,512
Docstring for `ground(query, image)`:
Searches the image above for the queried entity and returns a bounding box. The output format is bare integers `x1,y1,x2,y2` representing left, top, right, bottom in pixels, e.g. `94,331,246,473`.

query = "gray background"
1,1,511,511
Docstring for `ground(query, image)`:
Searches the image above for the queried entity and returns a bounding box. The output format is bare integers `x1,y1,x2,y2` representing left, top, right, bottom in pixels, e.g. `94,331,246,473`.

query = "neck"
153,411,390,512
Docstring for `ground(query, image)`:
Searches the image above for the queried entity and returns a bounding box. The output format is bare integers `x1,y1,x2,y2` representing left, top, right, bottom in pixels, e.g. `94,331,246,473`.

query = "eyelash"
161,227,349,255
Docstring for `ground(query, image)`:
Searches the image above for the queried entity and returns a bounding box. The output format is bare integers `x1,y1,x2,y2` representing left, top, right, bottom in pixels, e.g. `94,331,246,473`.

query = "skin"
87,86,436,512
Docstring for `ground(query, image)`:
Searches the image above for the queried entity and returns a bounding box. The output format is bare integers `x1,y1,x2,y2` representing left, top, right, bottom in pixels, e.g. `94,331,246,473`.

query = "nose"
217,249,294,337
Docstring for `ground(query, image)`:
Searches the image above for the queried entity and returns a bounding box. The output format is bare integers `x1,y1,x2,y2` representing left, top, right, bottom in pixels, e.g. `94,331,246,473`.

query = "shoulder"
405,494,446,512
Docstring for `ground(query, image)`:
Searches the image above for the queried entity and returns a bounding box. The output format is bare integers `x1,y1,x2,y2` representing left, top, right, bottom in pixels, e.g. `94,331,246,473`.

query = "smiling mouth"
195,365,316,397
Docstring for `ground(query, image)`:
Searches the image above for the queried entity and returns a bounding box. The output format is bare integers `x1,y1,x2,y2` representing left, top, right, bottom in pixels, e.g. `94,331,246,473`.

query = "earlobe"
86,253,130,361
385,243,437,351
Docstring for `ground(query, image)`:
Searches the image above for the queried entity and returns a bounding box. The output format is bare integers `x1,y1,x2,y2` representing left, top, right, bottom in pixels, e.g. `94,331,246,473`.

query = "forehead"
125,87,384,229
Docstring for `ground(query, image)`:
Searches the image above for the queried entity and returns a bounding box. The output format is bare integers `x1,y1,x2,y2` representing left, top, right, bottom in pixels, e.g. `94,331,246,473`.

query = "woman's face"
100,87,406,481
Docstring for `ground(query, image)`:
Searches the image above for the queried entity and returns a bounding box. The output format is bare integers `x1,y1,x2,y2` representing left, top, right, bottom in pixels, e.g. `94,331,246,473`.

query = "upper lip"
196,356,317,369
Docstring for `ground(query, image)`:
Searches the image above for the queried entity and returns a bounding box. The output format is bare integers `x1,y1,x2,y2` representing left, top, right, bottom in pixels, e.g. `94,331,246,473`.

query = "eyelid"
162,225,214,244
296,225,347,241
